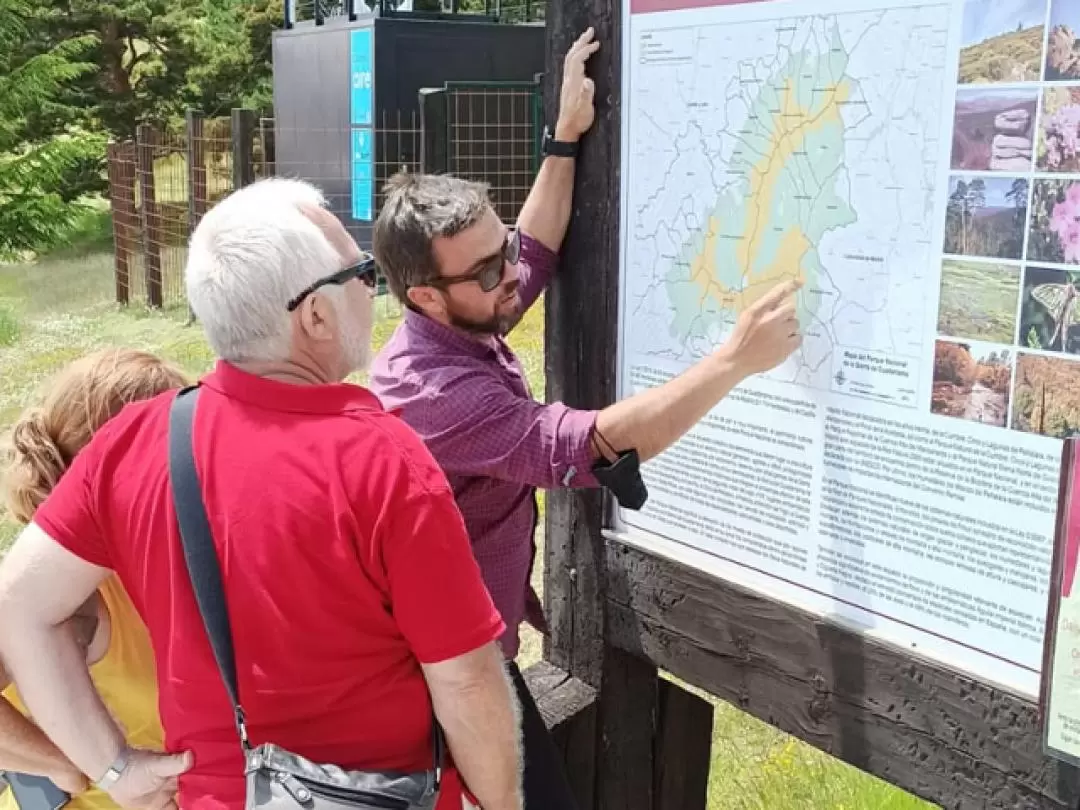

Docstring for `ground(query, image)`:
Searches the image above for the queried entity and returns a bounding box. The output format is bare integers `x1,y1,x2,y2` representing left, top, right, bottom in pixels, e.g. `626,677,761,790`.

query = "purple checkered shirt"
369,232,598,659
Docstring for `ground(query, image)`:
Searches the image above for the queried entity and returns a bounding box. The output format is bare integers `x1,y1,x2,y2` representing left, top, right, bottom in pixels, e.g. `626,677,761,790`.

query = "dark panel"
271,24,368,246
373,18,545,113
605,542,1080,810
273,18,544,249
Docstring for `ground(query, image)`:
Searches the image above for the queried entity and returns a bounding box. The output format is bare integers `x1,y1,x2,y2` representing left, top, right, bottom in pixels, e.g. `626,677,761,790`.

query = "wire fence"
446,82,541,223
106,89,541,309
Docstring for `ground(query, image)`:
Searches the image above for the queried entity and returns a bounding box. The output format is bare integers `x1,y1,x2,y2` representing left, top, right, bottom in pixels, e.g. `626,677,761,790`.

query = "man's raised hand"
555,27,601,142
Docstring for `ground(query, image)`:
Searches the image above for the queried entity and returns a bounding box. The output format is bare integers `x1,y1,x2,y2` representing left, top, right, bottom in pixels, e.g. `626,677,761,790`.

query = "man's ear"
297,293,337,342
406,285,442,315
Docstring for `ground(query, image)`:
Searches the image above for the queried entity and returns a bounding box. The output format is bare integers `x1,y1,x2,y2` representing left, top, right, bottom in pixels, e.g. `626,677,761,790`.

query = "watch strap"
93,747,132,791
542,125,579,158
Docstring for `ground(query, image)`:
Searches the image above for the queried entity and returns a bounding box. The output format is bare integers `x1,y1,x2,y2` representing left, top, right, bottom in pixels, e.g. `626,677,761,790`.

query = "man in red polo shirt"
0,178,522,810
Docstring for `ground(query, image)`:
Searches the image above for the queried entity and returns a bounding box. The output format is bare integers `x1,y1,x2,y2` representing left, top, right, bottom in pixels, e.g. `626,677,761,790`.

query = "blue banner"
350,28,373,127
351,128,374,221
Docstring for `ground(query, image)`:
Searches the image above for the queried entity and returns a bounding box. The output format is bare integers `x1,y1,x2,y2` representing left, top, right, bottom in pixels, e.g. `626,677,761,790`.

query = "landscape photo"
937,259,1019,343
1037,86,1080,172
1046,0,1080,81
943,175,1029,260
931,339,1014,428
1019,265,1080,352
1011,353,1080,437
1028,179,1080,264
958,0,1047,84
951,87,1038,171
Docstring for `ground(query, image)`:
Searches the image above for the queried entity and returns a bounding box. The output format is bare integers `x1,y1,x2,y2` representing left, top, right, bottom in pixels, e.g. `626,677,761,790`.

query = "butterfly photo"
1020,266,1080,353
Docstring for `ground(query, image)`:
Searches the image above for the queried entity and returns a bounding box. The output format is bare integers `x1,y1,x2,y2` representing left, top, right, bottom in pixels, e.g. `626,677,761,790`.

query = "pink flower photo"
1030,179,1080,264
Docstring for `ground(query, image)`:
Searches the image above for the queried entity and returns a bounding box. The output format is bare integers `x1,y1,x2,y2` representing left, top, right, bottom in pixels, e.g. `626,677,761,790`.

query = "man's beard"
447,284,522,337
339,312,372,375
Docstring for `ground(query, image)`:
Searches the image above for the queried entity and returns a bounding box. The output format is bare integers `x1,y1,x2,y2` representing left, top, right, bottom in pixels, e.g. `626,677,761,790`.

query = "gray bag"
168,386,444,810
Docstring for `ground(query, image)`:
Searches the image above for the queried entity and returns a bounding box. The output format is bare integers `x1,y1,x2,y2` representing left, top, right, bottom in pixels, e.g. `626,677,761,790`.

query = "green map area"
665,23,859,346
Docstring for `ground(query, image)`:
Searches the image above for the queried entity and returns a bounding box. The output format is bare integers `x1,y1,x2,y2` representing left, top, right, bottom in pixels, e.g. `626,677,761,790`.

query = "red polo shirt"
33,361,505,810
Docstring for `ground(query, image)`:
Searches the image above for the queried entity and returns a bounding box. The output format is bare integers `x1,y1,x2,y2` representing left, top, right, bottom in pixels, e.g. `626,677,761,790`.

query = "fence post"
186,111,208,236
105,142,132,305
136,123,164,309
259,117,277,177
419,89,449,174
232,109,257,191
185,110,208,323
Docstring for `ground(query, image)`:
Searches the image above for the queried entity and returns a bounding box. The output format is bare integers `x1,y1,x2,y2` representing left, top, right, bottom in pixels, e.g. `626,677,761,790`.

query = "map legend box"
829,347,918,406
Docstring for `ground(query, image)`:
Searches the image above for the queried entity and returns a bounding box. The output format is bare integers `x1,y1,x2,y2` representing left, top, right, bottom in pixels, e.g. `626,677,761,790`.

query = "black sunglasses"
286,257,378,312
426,229,521,294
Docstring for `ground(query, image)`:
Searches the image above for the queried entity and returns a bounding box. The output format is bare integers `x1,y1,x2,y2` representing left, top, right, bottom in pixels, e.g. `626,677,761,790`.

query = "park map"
618,0,1080,698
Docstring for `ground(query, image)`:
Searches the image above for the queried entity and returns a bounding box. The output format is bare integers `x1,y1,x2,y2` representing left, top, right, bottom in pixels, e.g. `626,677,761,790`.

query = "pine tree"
0,0,104,258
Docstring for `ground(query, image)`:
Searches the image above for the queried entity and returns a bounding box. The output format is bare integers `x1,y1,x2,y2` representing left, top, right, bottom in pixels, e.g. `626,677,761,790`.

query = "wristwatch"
540,125,579,159
94,747,132,791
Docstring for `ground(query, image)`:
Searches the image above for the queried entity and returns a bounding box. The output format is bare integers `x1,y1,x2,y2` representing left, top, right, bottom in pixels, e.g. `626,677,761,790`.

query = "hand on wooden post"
555,27,601,142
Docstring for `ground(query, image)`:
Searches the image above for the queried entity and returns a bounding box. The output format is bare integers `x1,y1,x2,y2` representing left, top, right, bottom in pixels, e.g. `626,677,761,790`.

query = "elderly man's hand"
104,749,193,810
555,27,601,142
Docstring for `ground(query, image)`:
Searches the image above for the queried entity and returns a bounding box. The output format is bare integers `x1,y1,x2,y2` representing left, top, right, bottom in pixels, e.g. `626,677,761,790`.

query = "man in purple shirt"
369,27,803,810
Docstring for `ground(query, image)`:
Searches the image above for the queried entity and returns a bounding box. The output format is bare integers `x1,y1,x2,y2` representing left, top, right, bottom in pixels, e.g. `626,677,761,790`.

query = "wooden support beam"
605,542,1080,810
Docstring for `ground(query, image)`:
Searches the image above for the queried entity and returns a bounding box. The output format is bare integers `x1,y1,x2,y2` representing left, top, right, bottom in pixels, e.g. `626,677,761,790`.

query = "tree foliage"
0,0,279,257
0,0,104,258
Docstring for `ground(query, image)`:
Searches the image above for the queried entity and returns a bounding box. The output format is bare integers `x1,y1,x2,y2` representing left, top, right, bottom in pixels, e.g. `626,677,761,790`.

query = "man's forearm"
595,346,749,462
515,148,576,254
0,697,78,779
0,622,125,781
428,649,522,810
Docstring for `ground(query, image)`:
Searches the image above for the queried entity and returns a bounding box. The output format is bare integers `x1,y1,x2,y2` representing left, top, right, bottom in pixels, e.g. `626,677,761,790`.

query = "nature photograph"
1028,179,1080,264
1011,353,1080,437
1019,265,1080,352
937,259,1019,343
931,339,1013,427
957,0,1047,84
1046,0,1080,81
943,175,1029,260
1037,85,1080,172
951,87,1038,171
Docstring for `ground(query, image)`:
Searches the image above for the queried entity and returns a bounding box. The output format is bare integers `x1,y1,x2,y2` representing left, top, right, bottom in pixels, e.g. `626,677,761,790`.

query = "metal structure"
284,0,545,29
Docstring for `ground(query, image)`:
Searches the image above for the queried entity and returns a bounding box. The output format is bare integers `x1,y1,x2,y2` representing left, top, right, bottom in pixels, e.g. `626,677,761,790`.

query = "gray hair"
185,178,342,363
372,172,491,305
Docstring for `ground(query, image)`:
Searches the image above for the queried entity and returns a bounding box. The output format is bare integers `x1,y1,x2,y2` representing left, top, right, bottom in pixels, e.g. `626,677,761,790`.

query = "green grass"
936,259,1019,344
0,249,935,809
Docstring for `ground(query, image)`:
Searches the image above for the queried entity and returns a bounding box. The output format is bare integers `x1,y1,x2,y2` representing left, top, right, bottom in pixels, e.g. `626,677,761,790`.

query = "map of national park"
623,6,952,403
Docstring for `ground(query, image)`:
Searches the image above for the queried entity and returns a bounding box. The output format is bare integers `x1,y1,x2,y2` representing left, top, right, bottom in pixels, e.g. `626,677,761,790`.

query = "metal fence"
105,84,542,308
445,81,543,223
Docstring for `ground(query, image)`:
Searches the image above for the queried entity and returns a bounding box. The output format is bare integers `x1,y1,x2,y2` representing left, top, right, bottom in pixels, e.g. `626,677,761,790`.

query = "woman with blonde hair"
0,348,187,810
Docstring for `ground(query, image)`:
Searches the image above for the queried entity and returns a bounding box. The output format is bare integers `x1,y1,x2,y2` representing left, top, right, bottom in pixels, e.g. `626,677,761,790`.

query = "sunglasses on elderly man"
286,256,378,312
425,228,521,294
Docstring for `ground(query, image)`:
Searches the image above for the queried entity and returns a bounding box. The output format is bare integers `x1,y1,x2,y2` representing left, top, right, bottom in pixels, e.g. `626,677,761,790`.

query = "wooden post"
231,109,257,191
543,3,680,810
419,88,449,174
105,143,131,305
136,123,164,309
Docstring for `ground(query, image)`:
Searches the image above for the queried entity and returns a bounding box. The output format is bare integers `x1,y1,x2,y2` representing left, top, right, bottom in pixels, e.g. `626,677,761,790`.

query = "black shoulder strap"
166,385,444,778
168,385,251,748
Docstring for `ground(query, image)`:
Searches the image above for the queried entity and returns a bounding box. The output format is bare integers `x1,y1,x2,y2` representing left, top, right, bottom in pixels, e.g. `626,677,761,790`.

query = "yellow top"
0,575,163,810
